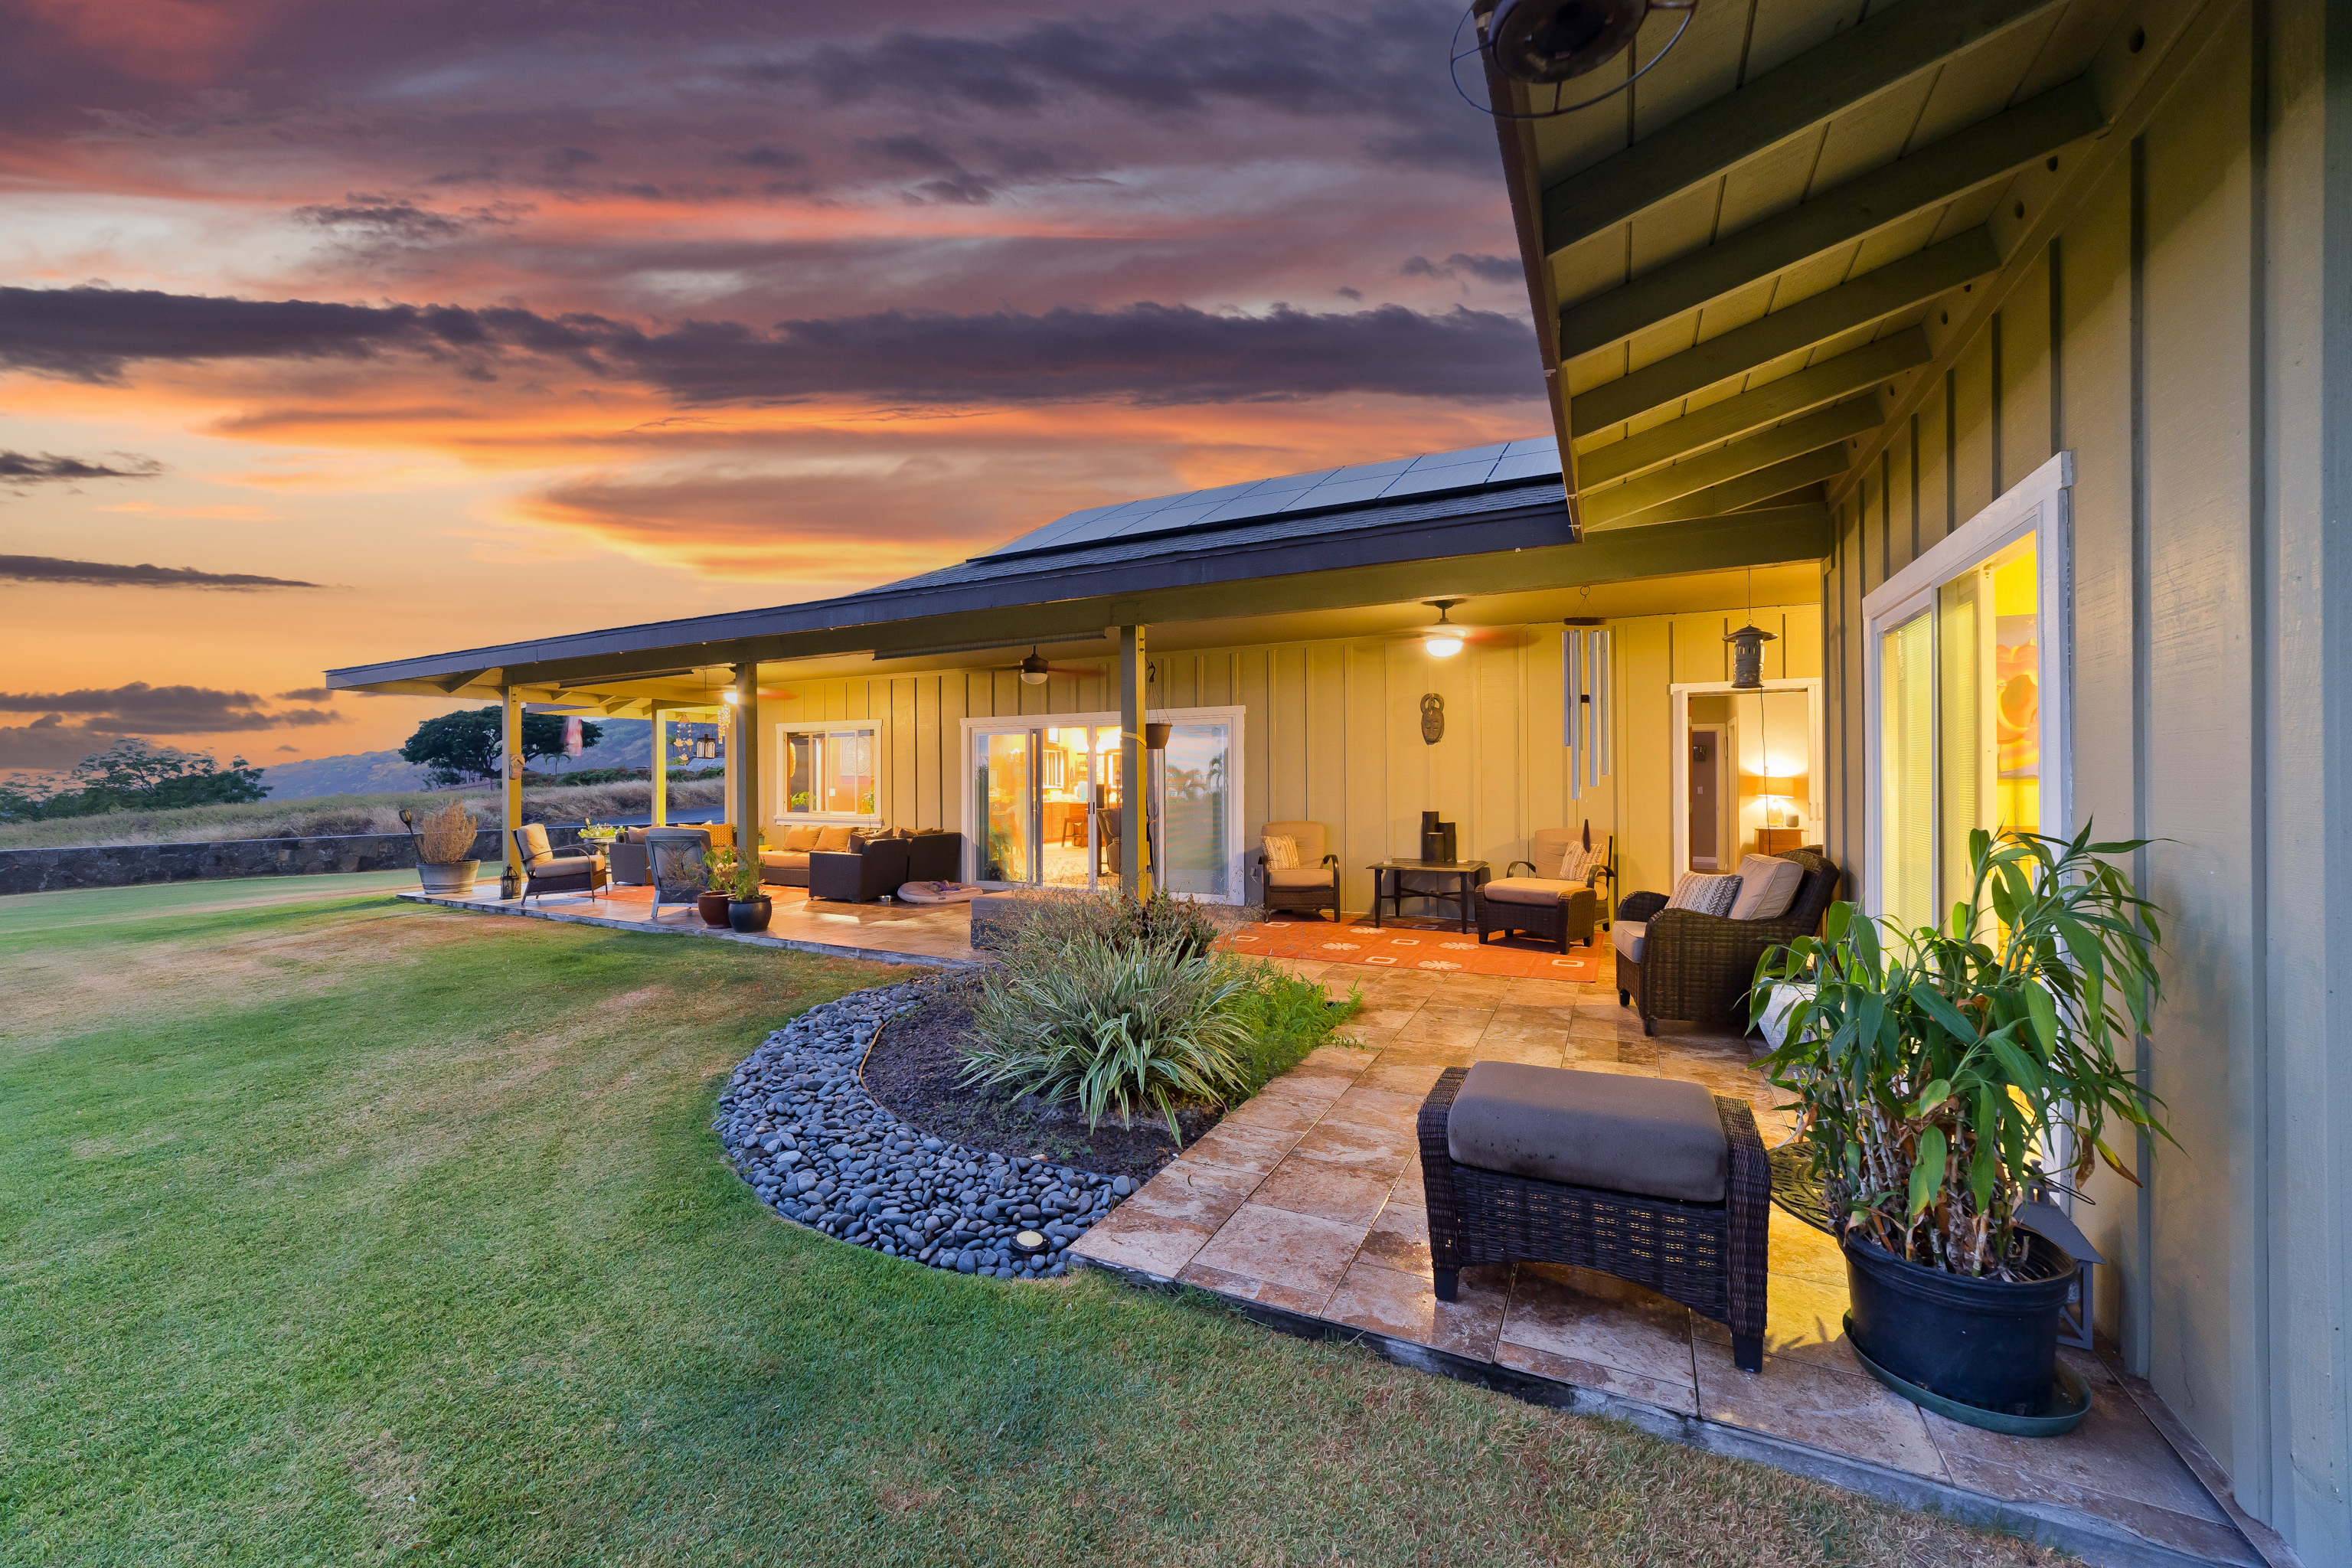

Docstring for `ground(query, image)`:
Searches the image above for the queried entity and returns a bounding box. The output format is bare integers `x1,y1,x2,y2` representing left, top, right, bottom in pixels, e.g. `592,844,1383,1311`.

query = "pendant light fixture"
1423,598,1467,658
1019,647,1050,686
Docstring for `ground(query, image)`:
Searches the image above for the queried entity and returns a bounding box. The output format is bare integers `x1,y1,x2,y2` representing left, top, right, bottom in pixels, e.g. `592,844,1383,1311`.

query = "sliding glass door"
1865,456,2068,928
965,708,1242,901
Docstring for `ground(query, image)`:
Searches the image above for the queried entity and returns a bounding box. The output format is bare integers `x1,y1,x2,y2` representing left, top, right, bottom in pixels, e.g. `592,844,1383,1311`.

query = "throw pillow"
1554,844,1594,885
1667,871,1743,918
814,825,855,853
1261,835,1299,871
1728,854,1806,921
782,825,822,852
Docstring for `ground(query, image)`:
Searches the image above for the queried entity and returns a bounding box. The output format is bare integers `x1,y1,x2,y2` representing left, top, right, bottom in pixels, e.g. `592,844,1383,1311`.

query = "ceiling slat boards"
1491,0,2132,521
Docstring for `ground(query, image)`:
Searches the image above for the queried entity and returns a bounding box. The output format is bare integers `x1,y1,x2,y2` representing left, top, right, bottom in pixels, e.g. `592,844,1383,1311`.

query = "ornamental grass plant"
413,799,480,864
961,889,1351,1142
1754,825,2171,1279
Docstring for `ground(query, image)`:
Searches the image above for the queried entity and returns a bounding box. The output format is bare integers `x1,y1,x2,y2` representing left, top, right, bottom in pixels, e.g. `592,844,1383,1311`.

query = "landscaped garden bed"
719,889,1361,1275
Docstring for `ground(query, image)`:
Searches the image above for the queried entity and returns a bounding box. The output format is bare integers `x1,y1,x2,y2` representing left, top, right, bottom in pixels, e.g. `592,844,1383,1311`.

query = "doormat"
1221,915,1602,980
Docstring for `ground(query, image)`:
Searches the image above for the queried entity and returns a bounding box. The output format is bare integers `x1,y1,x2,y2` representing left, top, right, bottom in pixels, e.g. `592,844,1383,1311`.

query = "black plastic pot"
1842,1228,2076,1416
727,896,773,933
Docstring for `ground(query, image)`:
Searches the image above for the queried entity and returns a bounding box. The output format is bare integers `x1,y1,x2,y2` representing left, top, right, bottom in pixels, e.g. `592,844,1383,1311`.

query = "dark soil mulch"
859,978,1223,1184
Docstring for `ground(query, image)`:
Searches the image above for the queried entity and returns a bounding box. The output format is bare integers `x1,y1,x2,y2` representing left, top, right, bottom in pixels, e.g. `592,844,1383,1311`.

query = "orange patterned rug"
1221,915,1603,979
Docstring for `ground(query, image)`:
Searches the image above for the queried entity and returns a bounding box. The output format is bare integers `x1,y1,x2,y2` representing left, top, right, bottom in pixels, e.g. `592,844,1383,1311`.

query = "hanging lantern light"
694,730,718,761
1725,622,1776,690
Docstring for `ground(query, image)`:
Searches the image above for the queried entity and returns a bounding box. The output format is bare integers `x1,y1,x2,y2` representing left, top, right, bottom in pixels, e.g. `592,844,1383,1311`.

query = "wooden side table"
1755,828,1810,856
1366,859,1489,931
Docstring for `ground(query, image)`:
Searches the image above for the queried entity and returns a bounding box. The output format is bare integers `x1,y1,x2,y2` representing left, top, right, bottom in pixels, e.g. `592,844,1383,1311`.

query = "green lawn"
0,879,2047,1566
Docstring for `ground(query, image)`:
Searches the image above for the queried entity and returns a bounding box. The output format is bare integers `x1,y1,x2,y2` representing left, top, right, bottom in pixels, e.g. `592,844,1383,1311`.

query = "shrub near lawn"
960,889,1355,1141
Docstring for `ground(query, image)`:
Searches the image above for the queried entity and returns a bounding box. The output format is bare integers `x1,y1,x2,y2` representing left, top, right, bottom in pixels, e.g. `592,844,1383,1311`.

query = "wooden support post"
730,666,760,862
501,686,524,887
1118,626,1149,899
651,711,668,828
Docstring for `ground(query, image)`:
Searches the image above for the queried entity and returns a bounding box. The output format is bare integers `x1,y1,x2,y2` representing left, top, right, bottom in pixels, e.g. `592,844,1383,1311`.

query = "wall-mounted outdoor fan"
1452,0,1699,119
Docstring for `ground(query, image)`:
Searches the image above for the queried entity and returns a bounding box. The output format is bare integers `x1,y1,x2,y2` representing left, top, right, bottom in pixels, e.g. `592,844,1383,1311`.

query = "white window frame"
1668,678,1826,880
958,707,1248,903
1860,450,2074,921
773,722,883,824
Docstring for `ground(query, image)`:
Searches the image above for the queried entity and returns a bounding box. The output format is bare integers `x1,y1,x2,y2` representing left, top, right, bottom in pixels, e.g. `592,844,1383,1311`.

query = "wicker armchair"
1256,819,1341,921
1419,1066,1767,1371
1613,848,1839,1036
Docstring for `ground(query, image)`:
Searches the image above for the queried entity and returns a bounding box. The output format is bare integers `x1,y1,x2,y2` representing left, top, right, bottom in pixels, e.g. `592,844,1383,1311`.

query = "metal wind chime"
1563,620,1612,799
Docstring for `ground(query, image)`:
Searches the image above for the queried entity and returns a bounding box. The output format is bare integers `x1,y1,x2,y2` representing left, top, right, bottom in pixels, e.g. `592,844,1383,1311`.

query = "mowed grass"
0,881,2052,1566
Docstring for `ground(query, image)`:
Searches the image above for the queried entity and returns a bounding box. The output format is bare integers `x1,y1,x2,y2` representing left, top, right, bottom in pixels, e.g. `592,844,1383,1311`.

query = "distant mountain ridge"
261,719,655,799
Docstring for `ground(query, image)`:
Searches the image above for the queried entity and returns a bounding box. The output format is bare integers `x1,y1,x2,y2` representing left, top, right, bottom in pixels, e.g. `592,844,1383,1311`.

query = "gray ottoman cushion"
1446,1061,1726,1203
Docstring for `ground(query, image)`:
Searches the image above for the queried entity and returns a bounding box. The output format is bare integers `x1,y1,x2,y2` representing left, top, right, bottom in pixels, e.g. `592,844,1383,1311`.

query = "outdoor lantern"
694,730,718,761
1019,648,1050,686
1725,622,1776,689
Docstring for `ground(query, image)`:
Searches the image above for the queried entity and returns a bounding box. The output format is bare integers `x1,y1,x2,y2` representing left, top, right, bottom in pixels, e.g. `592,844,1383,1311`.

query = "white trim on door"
1859,450,2074,920
1668,679,1826,881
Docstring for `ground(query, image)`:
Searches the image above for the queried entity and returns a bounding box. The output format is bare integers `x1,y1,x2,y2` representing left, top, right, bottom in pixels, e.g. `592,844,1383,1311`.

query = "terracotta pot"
696,891,732,927
727,896,774,933
416,859,479,894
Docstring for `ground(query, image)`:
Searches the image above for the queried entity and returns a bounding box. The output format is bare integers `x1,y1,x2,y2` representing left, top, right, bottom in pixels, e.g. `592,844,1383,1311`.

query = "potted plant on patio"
1753,825,2170,1430
723,858,772,933
407,799,482,893
697,847,736,928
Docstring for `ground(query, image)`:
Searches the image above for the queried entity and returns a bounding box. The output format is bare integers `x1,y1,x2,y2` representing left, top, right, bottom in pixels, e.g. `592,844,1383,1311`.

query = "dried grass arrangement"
414,800,481,864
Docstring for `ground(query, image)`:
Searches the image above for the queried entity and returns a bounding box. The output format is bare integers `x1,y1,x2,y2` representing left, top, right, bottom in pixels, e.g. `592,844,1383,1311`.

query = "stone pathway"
1073,954,2265,1568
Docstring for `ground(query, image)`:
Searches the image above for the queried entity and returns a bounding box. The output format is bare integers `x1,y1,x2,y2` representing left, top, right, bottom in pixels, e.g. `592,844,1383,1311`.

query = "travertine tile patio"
1073,945,2266,1568
397,877,980,964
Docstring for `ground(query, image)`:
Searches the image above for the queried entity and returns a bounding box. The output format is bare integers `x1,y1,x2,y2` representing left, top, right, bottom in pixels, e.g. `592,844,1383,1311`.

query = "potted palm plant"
408,800,482,893
1754,825,2169,1429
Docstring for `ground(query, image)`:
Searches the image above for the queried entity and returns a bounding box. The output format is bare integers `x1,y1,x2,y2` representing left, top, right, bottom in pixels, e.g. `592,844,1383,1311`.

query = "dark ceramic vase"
727,896,773,933
697,891,732,927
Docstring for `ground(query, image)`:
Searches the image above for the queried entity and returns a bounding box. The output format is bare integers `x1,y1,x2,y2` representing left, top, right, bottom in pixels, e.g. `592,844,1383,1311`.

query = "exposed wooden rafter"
1542,0,2066,253
1569,228,1996,433
1559,78,2104,358
1576,329,1926,487
1579,400,1885,525
1589,446,1854,531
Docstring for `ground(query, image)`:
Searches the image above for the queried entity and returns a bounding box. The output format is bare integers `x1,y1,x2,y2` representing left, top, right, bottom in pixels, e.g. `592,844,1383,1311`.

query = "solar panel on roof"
973,436,1557,561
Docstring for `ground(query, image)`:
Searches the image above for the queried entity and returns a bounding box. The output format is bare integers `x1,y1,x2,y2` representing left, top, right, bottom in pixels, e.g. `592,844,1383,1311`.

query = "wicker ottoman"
1419,1062,1767,1371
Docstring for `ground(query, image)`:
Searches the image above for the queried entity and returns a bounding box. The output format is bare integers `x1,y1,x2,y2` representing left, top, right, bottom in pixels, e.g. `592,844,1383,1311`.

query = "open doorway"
1671,680,1824,879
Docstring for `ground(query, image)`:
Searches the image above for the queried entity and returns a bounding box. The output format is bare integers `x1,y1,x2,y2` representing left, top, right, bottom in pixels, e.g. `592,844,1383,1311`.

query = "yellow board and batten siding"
755,603,1819,913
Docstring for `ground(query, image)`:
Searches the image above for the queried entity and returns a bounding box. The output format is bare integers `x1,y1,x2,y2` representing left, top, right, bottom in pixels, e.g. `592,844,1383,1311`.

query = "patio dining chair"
511,823,607,906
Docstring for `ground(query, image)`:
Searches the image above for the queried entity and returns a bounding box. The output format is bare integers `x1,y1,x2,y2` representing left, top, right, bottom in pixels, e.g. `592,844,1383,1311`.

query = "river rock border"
714,981,1133,1279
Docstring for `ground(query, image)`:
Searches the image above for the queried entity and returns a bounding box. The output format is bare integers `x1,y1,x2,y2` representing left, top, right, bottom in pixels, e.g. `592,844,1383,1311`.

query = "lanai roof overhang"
325,471,1828,718
1481,0,2234,518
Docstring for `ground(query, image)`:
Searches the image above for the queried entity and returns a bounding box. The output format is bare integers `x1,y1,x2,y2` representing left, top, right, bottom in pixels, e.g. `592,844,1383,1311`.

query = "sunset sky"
0,0,1547,774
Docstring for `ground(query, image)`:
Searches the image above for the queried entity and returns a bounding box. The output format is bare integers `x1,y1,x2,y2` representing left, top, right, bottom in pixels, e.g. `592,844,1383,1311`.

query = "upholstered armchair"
1256,819,1341,921
1613,849,1838,1036
511,823,606,906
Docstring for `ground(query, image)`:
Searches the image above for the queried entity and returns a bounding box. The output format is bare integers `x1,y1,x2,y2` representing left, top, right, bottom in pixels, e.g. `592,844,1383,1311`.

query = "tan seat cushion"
1446,1061,1726,1203
1612,920,1646,963
781,825,822,851
1266,867,1336,889
1728,853,1805,920
1481,876,1584,906
760,851,810,870
814,826,856,853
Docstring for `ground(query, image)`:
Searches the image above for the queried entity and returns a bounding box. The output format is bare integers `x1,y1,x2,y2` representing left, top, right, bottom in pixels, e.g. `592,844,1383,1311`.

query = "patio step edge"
393,890,983,969
1073,1254,2256,1568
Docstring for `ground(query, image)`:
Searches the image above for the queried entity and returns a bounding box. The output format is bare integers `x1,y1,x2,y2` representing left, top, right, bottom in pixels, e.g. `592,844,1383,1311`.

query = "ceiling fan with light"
1387,599,1505,658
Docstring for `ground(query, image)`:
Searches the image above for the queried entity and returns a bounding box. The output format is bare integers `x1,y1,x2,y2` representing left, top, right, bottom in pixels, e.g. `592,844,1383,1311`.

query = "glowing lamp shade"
1018,649,1050,687
720,688,741,705
1425,633,1465,658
